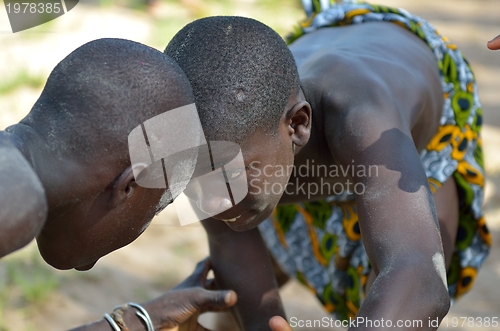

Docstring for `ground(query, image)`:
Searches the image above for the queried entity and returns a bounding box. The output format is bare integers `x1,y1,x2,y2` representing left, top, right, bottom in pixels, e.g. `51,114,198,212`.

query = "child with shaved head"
166,2,490,330
0,38,244,331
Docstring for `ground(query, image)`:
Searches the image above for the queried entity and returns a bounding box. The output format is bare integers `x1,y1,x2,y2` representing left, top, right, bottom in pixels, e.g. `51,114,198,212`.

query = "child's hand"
172,258,218,291
269,316,293,331
145,258,238,331
487,34,500,50
68,259,237,331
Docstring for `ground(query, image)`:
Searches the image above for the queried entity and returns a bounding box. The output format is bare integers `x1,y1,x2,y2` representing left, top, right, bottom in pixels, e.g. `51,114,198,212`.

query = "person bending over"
165,2,489,330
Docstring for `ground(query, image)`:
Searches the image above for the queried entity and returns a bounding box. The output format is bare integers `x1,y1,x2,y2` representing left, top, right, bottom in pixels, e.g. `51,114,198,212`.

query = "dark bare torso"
281,22,444,203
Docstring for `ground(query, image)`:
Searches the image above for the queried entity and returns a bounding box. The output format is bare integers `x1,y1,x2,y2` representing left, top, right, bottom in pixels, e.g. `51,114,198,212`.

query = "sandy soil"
0,0,499,330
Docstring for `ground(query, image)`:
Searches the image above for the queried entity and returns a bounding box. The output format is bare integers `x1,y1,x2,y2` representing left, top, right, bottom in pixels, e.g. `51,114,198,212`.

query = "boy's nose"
196,193,233,216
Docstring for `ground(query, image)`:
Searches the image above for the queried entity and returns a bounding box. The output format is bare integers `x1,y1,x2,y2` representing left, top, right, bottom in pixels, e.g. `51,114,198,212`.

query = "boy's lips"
222,215,241,223
222,210,265,232
213,213,243,222
212,209,247,222
212,205,268,228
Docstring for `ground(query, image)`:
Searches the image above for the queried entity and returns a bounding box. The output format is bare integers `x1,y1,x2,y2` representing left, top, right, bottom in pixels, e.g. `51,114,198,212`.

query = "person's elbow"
431,280,450,320
380,259,451,320
409,262,451,319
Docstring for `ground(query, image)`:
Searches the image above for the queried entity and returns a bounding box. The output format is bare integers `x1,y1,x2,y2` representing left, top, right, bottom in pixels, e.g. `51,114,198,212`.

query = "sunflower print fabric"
258,0,490,321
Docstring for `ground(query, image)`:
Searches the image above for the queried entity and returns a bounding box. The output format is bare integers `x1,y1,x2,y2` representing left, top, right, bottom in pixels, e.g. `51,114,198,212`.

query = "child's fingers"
487,34,500,50
194,258,212,282
204,278,217,290
156,288,237,328
174,258,211,289
193,289,237,312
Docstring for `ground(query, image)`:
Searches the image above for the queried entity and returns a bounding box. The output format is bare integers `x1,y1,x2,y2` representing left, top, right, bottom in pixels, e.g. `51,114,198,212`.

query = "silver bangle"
128,302,154,331
103,313,121,331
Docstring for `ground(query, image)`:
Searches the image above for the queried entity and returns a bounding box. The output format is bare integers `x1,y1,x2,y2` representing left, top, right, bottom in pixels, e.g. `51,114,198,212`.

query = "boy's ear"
109,165,141,209
285,100,312,147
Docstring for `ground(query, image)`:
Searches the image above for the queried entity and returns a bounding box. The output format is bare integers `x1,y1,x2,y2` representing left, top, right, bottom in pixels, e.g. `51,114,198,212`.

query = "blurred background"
0,0,499,330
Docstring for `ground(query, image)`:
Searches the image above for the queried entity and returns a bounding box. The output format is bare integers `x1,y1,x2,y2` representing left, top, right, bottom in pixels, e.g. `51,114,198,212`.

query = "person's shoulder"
296,22,439,99
304,26,440,121
304,50,398,123
0,135,47,215
0,134,47,257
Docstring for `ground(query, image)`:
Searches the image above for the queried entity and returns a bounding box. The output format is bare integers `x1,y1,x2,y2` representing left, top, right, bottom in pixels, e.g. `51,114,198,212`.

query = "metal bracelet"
127,302,154,331
111,304,129,331
103,313,121,331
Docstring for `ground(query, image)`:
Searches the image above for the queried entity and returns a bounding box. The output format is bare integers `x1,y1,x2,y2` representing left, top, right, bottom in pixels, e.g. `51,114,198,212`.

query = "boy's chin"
74,260,98,271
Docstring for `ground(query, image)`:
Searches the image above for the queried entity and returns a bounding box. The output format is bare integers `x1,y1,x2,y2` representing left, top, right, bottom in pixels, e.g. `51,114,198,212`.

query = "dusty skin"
0,0,499,330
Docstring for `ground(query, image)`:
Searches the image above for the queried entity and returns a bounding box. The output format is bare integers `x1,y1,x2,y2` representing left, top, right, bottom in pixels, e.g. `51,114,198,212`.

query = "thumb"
193,289,237,312
487,34,500,50
269,316,292,331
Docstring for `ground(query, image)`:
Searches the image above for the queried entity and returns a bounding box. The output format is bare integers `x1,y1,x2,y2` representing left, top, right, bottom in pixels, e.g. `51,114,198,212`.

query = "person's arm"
69,259,237,331
202,219,286,331
0,141,47,258
487,34,500,50
327,104,449,330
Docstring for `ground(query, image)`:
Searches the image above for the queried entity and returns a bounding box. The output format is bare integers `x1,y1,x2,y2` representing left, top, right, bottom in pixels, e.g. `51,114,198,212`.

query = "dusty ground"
0,0,499,330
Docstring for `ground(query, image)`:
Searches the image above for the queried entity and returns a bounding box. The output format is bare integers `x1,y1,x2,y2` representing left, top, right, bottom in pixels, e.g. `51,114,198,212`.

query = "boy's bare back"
282,21,444,203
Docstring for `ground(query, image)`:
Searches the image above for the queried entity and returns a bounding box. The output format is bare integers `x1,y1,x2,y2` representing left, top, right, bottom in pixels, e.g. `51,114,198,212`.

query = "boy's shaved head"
9,38,197,270
23,38,193,165
165,16,300,143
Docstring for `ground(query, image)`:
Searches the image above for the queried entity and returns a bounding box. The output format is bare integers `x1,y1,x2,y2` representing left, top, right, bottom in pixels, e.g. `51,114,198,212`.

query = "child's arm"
326,103,450,330
202,219,286,331
69,259,238,331
0,142,47,258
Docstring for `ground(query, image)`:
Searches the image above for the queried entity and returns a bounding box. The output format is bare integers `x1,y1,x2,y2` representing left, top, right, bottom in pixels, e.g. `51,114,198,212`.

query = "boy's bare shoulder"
0,134,47,257
296,23,440,99
292,22,443,151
